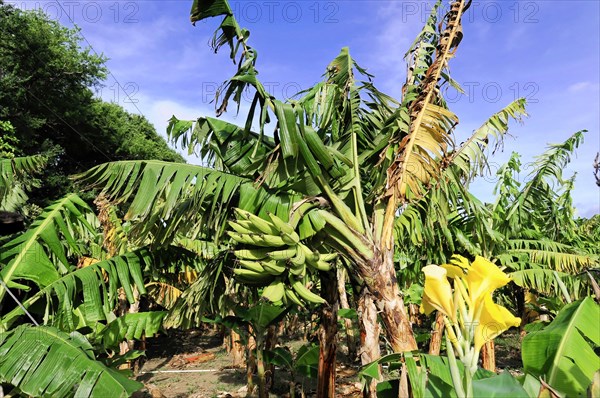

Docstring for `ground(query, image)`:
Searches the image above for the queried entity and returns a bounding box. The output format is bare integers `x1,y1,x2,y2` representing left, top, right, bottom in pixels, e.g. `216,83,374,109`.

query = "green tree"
84,101,184,163
0,2,183,204
0,2,106,143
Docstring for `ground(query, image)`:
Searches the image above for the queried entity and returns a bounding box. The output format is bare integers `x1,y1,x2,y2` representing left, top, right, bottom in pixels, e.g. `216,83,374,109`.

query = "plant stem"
246,333,256,398
255,335,267,398
443,317,465,358
445,334,466,398
464,364,473,398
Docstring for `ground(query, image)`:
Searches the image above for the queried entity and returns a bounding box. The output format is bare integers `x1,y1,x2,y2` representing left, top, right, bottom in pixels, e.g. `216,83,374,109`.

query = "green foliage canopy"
0,2,183,204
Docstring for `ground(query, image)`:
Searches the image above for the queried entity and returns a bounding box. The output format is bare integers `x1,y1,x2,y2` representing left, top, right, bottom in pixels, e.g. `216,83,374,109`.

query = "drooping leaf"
379,0,469,246
76,160,248,245
0,194,97,300
450,98,528,182
264,347,293,371
0,155,46,210
241,303,287,331
98,311,167,349
0,325,142,397
1,250,150,332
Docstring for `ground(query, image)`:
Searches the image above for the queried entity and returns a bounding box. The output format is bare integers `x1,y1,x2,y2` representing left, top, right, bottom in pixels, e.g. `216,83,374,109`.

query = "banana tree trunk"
481,340,495,372
337,267,357,360
118,286,140,370
246,333,257,398
317,270,339,398
366,249,417,353
255,334,268,398
429,312,445,355
358,289,381,398
228,328,245,368
265,324,278,390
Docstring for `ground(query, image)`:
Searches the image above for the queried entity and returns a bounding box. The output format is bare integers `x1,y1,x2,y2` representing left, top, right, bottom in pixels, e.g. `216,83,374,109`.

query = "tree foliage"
0,1,183,204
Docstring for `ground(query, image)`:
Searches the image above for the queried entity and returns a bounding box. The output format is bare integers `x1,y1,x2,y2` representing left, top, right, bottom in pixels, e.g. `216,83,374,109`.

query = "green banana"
228,231,257,245
238,260,266,273
289,260,306,277
289,245,305,265
268,247,297,261
266,212,293,234
233,268,274,284
288,200,319,229
251,234,287,247
285,288,304,307
318,253,338,262
310,259,332,272
260,260,287,276
300,244,319,263
235,208,279,235
281,233,300,246
228,220,255,235
262,279,285,302
289,247,306,276
234,248,271,260
236,219,266,234
289,276,326,305
267,212,300,244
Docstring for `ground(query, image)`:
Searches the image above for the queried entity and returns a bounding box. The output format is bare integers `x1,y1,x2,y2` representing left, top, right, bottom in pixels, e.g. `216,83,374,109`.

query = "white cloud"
568,81,598,93
362,2,428,95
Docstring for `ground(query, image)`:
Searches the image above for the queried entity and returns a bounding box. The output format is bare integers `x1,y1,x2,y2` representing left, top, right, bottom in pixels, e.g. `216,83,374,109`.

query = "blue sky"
11,0,600,216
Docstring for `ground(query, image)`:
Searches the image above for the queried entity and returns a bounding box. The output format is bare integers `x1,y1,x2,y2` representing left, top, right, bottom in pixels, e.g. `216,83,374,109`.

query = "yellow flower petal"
450,255,470,269
420,298,436,315
421,265,456,322
442,263,465,279
466,256,511,306
474,294,521,352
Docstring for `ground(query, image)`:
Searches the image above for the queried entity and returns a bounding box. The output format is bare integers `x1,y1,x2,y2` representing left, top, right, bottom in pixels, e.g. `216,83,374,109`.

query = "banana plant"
0,163,198,395
175,0,529,362
0,184,152,395
396,132,598,289
75,2,536,396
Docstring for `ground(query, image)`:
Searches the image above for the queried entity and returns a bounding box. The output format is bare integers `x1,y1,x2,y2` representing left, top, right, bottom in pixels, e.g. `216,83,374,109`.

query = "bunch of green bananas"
228,208,336,306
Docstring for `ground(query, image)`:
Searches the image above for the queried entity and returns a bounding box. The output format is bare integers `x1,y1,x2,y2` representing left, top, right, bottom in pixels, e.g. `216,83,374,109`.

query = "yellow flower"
423,255,521,397
422,257,520,354
474,294,521,352
463,256,511,307
421,265,457,322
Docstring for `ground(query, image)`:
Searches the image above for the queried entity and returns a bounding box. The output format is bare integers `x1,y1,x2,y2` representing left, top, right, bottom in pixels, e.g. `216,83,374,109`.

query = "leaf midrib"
547,298,591,386
0,194,76,301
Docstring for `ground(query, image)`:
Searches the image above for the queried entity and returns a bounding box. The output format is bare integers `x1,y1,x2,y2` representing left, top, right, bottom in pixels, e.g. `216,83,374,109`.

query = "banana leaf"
0,325,142,397
522,297,600,396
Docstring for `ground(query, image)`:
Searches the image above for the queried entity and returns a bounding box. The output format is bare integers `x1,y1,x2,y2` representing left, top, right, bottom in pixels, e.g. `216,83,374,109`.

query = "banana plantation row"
0,0,598,397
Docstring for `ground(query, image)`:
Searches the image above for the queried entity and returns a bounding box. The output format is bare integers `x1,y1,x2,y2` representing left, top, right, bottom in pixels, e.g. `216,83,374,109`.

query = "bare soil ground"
135,329,247,398
134,328,362,397
133,328,522,397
